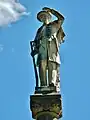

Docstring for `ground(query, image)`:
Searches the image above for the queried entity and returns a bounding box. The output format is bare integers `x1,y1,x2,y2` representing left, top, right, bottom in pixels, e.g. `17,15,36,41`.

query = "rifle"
30,41,38,87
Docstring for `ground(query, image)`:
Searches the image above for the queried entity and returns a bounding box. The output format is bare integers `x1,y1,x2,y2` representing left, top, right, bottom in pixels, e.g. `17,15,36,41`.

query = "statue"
30,7,65,93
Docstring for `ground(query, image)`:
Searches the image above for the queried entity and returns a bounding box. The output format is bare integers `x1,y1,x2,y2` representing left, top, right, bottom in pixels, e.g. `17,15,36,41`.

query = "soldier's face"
41,15,51,24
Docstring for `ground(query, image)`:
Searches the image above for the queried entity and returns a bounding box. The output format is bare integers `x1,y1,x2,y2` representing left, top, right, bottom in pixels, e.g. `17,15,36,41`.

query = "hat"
37,11,52,22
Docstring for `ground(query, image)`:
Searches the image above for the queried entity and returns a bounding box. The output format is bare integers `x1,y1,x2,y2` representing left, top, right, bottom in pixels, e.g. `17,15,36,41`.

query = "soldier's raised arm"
42,7,64,25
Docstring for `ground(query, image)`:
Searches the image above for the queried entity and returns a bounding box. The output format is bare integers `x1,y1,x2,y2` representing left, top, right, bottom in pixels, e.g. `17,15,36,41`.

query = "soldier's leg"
48,61,57,86
39,60,47,86
48,61,52,85
55,64,60,93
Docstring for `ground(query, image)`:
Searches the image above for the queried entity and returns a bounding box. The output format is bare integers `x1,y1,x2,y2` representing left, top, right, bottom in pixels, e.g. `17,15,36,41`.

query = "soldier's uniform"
32,10,65,92
34,20,65,92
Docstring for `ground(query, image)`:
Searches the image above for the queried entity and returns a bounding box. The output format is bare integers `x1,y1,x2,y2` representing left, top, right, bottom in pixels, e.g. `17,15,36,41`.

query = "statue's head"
37,11,52,24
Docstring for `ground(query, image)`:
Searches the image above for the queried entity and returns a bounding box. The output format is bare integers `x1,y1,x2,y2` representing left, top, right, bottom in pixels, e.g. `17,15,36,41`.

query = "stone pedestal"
35,86,56,94
37,114,53,120
30,93,62,120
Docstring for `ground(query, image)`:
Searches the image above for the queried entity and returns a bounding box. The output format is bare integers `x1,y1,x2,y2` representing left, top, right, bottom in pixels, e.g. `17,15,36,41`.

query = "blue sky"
0,0,90,120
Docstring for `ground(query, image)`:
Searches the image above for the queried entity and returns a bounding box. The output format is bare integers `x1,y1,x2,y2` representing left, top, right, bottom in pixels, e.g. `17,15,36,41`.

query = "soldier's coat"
34,19,65,65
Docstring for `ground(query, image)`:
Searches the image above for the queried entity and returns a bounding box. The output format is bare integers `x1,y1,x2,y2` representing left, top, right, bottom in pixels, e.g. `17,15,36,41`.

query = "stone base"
35,86,56,94
30,93,62,119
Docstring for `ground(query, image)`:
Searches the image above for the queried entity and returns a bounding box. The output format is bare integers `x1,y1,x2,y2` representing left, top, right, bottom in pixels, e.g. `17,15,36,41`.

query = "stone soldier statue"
31,7,65,92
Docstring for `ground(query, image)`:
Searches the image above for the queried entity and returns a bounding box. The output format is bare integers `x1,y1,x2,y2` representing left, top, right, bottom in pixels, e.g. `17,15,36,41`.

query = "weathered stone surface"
35,86,56,94
30,93,62,119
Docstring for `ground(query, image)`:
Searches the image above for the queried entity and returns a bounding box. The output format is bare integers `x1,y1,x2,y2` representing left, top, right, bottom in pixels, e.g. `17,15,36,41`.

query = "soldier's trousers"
38,60,60,92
